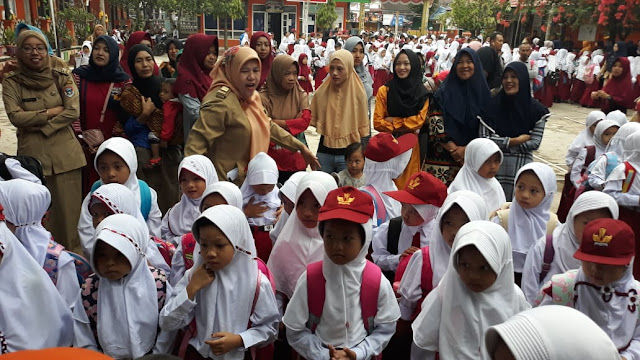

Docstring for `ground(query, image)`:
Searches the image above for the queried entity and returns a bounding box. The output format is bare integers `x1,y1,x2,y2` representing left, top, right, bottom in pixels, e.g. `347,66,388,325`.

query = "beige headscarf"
14,30,55,90
208,46,270,159
260,55,309,120
311,49,369,148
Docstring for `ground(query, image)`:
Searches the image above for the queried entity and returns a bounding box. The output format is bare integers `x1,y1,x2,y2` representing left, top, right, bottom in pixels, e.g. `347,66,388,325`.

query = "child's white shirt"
371,220,435,272
587,153,614,190
244,191,280,227
521,234,563,304
604,162,640,208
397,248,429,320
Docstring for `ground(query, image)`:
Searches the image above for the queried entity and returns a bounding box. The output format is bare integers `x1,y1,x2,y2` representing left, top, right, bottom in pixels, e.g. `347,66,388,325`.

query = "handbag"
81,83,113,153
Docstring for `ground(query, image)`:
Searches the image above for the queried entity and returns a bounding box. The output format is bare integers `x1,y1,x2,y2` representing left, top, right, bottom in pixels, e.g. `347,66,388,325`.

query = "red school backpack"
392,246,433,321
306,260,384,359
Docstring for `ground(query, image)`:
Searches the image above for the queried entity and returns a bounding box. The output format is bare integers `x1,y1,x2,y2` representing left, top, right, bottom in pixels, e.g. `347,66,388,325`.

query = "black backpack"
0,153,46,185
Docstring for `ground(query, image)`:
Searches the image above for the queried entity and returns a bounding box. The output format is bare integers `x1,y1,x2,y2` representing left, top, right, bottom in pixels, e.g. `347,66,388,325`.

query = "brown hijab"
260,55,309,120
208,46,270,159
14,30,55,90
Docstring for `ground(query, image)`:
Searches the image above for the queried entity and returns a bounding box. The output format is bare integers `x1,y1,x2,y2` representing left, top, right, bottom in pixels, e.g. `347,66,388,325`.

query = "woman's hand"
450,146,466,164
596,90,609,100
47,106,65,118
186,264,215,300
300,146,321,170
140,97,156,118
329,345,357,360
205,332,244,356
509,134,531,147
244,197,268,218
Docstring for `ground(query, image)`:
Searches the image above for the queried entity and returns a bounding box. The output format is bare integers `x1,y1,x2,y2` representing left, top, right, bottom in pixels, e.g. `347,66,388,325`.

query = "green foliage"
444,0,509,34
316,0,338,31
408,3,423,15
0,23,16,45
57,6,96,43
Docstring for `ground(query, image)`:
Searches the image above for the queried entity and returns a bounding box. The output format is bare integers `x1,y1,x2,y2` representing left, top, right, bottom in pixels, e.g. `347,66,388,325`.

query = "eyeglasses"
21,46,47,54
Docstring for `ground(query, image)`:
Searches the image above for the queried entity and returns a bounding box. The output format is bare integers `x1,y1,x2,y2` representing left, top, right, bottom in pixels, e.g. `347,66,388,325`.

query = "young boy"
371,171,447,280
282,186,400,359
147,78,183,168
334,142,366,188
535,218,639,360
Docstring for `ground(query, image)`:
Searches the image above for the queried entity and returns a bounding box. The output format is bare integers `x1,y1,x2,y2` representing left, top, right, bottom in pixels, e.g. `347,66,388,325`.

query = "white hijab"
606,109,628,127
94,137,141,199
240,152,280,226
189,205,259,359
283,218,400,348
485,306,620,360
201,181,243,210
448,138,506,213
501,43,512,64
609,130,640,183
364,149,413,219
0,179,51,265
413,221,530,359
605,122,640,157
165,155,218,240
508,163,556,270
0,158,41,183
430,190,488,287
270,171,307,243
552,191,619,272
593,120,620,158
575,264,639,351
566,110,605,166
91,214,158,358
267,171,338,298
0,220,73,352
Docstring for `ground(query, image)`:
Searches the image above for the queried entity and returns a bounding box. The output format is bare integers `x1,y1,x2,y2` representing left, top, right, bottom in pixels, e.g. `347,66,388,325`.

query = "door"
269,13,282,46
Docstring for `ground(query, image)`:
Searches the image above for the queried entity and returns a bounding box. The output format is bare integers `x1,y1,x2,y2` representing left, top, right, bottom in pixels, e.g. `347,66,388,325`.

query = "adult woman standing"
159,39,182,78
423,48,490,185
122,45,180,212
119,31,158,76
374,49,430,188
185,46,318,184
72,35,132,195
260,55,311,183
344,36,374,143
2,30,86,252
311,49,369,173
591,57,633,114
88,24,106,42
174,33,218,142
249,31,274,90
480,61,550,200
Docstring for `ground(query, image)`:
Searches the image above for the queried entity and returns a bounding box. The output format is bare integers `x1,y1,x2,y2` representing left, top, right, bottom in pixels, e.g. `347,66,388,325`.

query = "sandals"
146,157,162,169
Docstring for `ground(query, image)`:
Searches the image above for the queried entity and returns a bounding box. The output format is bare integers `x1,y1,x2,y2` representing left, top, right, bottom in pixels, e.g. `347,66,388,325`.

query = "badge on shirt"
64,85,74,97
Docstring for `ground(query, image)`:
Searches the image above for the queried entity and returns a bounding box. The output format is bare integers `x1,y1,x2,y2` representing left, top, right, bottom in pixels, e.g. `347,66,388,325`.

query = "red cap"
318,186,374,224
309,42,315,48
383,171,447,206
311,32,316,36
574,219,635,266
321,42,327,47
291,28,297,33
364,133,417,162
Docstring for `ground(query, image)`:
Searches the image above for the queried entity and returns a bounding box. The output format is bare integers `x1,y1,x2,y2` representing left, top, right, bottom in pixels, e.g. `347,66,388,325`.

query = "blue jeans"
317,152,347,174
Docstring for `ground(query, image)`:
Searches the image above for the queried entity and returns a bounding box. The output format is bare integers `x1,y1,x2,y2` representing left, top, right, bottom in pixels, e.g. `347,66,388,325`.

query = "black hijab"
606,41,627,72
483,62,549,138
434,48,490,146
72,35,130,82
385,49,429,118
166,39,182,68
128,44,163,109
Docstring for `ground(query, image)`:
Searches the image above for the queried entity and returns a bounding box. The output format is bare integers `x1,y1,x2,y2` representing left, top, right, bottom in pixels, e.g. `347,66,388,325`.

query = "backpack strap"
306,261,326,334
138,180,152,221
546,213,558,236
360,261,382,335
623,162,637,193
66,250,93,286
582,145,596,175
539,234,555,283
81,273,101,346
386,217,403,255
361,185,388,226
420,246,433,294
44,240,65,286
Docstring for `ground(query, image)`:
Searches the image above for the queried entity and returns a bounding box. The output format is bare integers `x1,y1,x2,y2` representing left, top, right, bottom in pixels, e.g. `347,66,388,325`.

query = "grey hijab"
344,36,373,99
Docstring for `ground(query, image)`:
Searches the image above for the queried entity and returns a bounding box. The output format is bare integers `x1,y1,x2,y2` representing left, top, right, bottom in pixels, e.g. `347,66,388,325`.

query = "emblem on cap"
337,193,355,205
407,178,420,190
392,138,398,144
593,228,612,247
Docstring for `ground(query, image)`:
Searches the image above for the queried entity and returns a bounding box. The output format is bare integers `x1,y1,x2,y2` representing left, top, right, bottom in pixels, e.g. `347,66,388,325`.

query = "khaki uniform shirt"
2,67,86,176
185,86,305,184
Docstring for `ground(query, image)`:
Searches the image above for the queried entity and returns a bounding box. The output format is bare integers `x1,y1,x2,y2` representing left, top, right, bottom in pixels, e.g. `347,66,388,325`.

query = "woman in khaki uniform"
2,30,86,253
185,46,319,185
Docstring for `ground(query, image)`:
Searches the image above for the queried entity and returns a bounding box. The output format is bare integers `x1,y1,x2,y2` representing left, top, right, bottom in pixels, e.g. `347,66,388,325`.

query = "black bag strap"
387,216,404,255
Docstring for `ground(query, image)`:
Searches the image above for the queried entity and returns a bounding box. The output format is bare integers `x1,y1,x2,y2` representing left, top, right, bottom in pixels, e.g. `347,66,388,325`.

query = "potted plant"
0,24,17,56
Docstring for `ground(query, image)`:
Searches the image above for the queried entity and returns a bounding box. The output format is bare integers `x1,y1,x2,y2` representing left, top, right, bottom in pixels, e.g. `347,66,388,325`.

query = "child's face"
441,204,470,248
280,193,295,215
581,260,627,286
252,184,275,196
588,120,601,135
179,170,206,200
477,152,501,179
200,193,228,212
573,208,612,244
401,203,425,227
96,151,130,185
296,189,320,228
159,83,174,102
90,202,114,229
83,46,90,54
198,225,235,272
514,171,545,209
347,149,364,178
302,57,308,65
94,240,132,281
601,126,619,146
457,245,497,293
322,219,363,265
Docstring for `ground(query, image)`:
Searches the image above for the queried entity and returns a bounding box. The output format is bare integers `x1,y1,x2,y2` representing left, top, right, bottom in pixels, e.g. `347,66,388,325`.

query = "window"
254,12,266,32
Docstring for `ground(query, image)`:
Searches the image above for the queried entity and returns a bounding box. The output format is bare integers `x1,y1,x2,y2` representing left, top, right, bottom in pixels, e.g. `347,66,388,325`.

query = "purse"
81,83,113,153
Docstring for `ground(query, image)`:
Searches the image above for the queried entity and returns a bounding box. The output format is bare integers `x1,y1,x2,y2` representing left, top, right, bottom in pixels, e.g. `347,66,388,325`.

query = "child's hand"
186,264,215,300
329,345,357,360
244,197,268,218
400,246,420,259
205,332,244,356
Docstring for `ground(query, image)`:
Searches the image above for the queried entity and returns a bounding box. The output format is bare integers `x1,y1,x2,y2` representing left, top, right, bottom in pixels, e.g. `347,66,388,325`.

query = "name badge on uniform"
21,98,37,102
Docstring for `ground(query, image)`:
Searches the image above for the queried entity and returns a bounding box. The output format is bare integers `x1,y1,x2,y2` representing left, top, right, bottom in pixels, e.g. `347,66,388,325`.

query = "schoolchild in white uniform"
570,119,619,188
269,171,306,243
283,186,401,359
564,110,605,167
588,122,640,190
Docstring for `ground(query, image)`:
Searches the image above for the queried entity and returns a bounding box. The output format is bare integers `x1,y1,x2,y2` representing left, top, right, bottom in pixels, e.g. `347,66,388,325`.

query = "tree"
316,0,338,31
445,0,510,35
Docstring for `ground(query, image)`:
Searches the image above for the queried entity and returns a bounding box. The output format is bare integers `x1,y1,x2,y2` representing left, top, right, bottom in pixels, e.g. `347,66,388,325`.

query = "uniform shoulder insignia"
53,67,70,75
3,70,19,78
216,86,230,99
